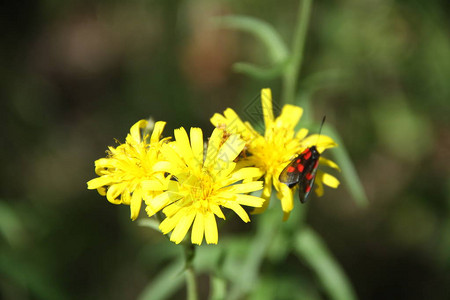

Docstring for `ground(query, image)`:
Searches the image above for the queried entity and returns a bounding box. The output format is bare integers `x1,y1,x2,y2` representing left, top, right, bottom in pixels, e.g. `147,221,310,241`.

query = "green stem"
228,209,281,300
183,243,198,300
282,0,313,105
185,266,198,300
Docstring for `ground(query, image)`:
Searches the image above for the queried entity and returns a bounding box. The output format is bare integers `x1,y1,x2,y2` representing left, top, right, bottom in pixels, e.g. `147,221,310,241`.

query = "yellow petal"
252,175,272,214
145,203,158,217
150,121,166,144
204,213,218,244
275,104,303,130
191,213,205,245
210,203,226,219
210,112,227,128
94,158,118,174
243,121,259,138
217,134,245,162
213,161,236,179
159,207,188,234
204,128,224,168
148,192,179,213
97,186,106,196
161,143,184,171
170,213,196,244
121,187,131,204
106,183,125,204
223,202,250,223
235,194,264,208
319,157,341,171
315,178,324,197
190,127,204,168
302,134,337,151
322,172,340,188
160,199,185,217
261,175,272,200
295,128,309,140
280,184,294,214
222,108,255,141
229,167,263,183
130,188,142,220
129,120,148,143
87,176,113,190
152,161,171,173
283,211,291,221
252,199,270,215
261,88,274,128
141,179,166,191
174,127,194,165
224,181,263,194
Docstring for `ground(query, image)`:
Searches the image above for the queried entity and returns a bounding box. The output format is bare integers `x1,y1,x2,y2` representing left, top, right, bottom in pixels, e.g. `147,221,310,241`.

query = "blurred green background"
1,0,449,299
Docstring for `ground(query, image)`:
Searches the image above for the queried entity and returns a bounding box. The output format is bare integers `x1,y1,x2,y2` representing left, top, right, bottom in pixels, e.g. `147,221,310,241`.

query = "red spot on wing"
296,158,301,163
287,166,295,173
305,185,311,193
306,173,313,180
297,164,304,172
304,150,312,160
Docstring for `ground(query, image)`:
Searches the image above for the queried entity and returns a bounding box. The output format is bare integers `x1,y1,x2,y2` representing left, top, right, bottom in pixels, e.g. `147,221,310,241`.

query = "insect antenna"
315,116,326,146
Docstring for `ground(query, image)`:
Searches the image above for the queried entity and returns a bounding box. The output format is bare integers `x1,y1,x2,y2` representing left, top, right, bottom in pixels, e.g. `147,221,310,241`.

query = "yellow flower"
87,120,170,220
211,88,340,220
145,127,264,245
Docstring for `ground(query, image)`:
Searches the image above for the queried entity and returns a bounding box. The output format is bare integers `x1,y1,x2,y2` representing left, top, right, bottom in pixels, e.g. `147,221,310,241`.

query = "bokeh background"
1,0,449,299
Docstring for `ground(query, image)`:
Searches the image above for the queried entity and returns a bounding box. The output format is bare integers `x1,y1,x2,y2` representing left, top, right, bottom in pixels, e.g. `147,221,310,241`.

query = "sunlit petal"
210,88,340,220
261,88,274,127
151,121,166,144
204,213,218,244
190,127,204,167
87,119,171,220
151,126,264,244
191,213,205,245
170,213,196,244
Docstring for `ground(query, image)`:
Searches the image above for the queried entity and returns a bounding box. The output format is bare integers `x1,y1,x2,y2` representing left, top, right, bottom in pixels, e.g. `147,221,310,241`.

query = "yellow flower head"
145,127,264,245
211,88,340,220
87,120,170,220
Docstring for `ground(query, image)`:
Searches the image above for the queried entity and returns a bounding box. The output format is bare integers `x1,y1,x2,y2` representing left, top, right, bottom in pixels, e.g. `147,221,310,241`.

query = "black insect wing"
298,146,320,203
278,154,303,188
279,116,327,204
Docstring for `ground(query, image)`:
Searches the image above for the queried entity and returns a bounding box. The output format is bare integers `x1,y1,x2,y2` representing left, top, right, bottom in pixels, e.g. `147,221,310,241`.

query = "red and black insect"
279,116,326,203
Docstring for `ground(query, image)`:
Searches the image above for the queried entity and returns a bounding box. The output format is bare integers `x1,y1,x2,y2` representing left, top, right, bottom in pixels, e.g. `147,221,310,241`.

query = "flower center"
183,171,216,213
184,171,213,198
248,126,300,174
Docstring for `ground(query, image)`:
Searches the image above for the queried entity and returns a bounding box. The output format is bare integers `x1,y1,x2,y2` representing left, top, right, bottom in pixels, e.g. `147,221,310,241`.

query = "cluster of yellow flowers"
87,88,340,245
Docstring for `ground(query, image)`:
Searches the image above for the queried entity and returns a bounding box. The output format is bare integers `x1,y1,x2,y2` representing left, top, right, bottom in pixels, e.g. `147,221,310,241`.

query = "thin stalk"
185,266,198,300
282,0,313,105
228,209,281,300
183,243,198,300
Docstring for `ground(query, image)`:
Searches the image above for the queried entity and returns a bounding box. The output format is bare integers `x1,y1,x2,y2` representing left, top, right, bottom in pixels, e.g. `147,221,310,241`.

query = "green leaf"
213,15,289,64
0,201,26,247
323,124,369,207
0,251,67,300
300,69,352,95
249,274,322,300
232,60,289,80
294,227,357,300
137,260,185,300
209,275,227,300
